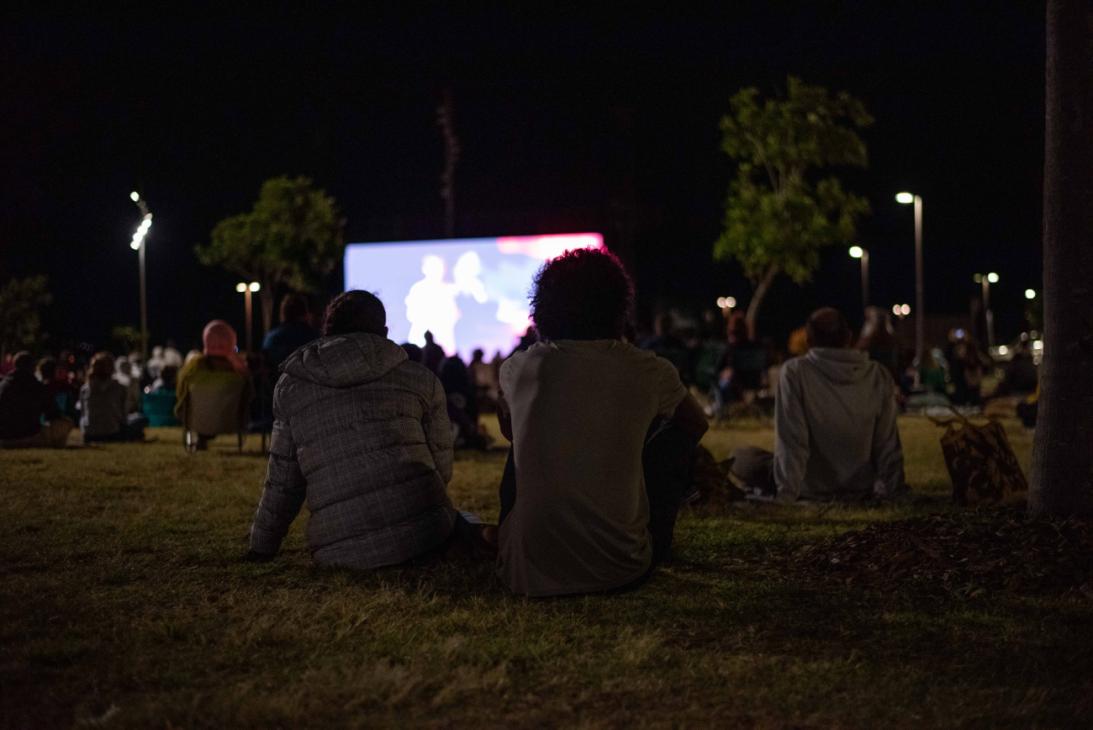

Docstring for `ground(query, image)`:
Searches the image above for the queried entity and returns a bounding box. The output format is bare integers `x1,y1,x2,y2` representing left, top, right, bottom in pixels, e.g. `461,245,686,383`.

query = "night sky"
2,4,1045,352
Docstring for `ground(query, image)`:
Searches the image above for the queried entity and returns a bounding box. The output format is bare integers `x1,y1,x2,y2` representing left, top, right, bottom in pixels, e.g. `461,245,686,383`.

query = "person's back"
248,290,456,569
781,309,903,499
0,351,72,447
0,354,52,440
732,308,904,501
501,340,693,594
497,249,708,597
262,294,319,372
79,379,127,439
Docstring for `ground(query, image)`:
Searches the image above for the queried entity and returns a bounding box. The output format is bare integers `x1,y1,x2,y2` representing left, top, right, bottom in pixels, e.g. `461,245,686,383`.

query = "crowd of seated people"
4,251,1042,600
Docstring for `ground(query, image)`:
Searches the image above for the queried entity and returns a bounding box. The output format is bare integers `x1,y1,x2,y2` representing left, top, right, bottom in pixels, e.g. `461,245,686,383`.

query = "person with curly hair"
246,290,462,569
495,248,709,597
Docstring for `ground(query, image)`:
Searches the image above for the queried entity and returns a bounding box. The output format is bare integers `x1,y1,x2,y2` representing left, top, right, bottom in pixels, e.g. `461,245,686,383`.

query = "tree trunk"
1029,0,1093,517
744,264,779,339
437,88,460,238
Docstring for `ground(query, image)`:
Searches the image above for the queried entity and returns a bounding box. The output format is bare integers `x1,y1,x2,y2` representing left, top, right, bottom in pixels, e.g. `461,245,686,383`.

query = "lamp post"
848,245,870,314
128,191,152,361
896,192,924,385
974,272,1000,349
236,281,261,353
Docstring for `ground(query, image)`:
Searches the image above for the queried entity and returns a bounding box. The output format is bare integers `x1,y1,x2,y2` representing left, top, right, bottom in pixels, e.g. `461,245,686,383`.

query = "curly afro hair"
530,248,634,341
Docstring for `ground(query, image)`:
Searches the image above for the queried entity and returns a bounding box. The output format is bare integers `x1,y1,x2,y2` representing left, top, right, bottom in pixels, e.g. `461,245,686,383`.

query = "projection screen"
344,233,605,360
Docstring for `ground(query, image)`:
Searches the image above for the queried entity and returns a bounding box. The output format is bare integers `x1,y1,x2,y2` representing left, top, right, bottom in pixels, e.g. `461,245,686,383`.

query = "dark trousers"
498,418,699,566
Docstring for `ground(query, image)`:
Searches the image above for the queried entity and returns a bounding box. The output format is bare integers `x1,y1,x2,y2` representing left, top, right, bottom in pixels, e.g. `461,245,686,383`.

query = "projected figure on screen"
453,252,488,304
452,251,497,354
405,255,458,353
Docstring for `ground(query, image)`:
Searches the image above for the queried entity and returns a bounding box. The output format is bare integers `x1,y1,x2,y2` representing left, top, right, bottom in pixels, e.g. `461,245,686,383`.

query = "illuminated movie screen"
344,233,605,360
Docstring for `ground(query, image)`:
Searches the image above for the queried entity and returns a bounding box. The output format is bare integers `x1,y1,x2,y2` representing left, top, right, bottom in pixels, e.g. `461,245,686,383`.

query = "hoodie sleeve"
249,414,306,556
871,375,906,497
424,375,454,484
773,362,809,500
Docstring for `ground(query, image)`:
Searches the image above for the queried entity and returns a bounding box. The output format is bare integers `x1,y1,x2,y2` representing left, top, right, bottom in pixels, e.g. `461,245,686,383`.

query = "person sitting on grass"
731,307,905,502
77,352,149,443
495,249,709,597
0,351,74,449
246,290,461,569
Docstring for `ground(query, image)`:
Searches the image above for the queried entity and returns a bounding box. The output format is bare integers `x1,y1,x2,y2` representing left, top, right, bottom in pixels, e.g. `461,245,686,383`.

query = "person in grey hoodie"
731,308,905,501
246,290,457,568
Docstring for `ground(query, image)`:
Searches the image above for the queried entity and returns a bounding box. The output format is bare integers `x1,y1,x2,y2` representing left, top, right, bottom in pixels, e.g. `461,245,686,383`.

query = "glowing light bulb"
249,282,261,292
236,283,247,293
895,192,914,205
849,246,864,259
1025,289,1037,300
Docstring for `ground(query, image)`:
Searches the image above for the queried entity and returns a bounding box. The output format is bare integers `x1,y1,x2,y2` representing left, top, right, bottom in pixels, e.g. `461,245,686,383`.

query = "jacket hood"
804,347,873,385
281,333,408,388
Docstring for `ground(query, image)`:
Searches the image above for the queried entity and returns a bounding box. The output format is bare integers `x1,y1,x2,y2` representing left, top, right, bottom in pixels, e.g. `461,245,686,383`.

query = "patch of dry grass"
2,417,1088,728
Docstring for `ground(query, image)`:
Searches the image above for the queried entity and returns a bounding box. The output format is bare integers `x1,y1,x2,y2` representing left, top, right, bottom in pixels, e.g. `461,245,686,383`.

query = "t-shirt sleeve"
650,355,688,418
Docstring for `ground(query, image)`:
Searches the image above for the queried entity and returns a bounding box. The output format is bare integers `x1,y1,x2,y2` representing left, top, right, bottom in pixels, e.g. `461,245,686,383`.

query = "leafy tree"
1030,0,1093,517
0,275,52,357
198,176,344,334
715,76,872,335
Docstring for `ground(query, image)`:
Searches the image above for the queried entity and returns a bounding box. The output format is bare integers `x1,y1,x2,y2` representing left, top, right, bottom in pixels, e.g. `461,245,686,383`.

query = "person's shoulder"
780,355,807,378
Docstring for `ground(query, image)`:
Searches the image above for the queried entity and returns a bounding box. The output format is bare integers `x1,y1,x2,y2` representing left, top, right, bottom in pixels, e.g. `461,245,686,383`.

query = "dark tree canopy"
197,176,344,333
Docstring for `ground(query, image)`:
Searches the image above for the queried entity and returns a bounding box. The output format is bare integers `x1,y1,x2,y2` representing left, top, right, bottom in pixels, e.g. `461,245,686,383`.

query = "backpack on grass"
933,409,1028,505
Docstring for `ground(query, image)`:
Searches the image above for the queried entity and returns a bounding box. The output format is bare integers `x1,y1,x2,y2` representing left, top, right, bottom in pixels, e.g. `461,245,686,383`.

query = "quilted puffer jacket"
248,332,455,569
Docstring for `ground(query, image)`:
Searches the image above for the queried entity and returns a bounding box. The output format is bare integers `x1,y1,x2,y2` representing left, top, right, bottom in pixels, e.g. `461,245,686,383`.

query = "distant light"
130,191,140,203
716,297,726,308
892,304,901,316
900,304,911,316
1032,340,1043,351
1025,288,1037,300
895,192,914,205
987,272,999,284
997,345,1010,356
235,283,247,293
848,245,864,259
726,296,737,309
248,282,261,292
130,240,141,251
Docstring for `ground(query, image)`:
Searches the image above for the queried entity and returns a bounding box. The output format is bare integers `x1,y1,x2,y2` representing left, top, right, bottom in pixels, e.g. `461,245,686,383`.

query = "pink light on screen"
495,233,604,260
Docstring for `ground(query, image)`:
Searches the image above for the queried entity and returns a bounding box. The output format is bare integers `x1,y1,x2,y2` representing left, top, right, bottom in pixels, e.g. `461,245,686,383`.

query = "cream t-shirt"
497,340,688,597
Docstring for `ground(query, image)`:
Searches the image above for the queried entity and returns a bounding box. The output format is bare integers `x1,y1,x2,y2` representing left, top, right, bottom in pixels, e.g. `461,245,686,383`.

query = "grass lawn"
2,416,1091,727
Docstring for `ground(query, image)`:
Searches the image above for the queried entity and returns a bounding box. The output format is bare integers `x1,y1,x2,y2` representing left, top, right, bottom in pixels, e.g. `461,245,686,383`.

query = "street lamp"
128,191,152,360
236,281,261,353
848,245,869,314
973,272,1000,349
896,191,924,385
715,296,737,311
1025,288,1037,300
